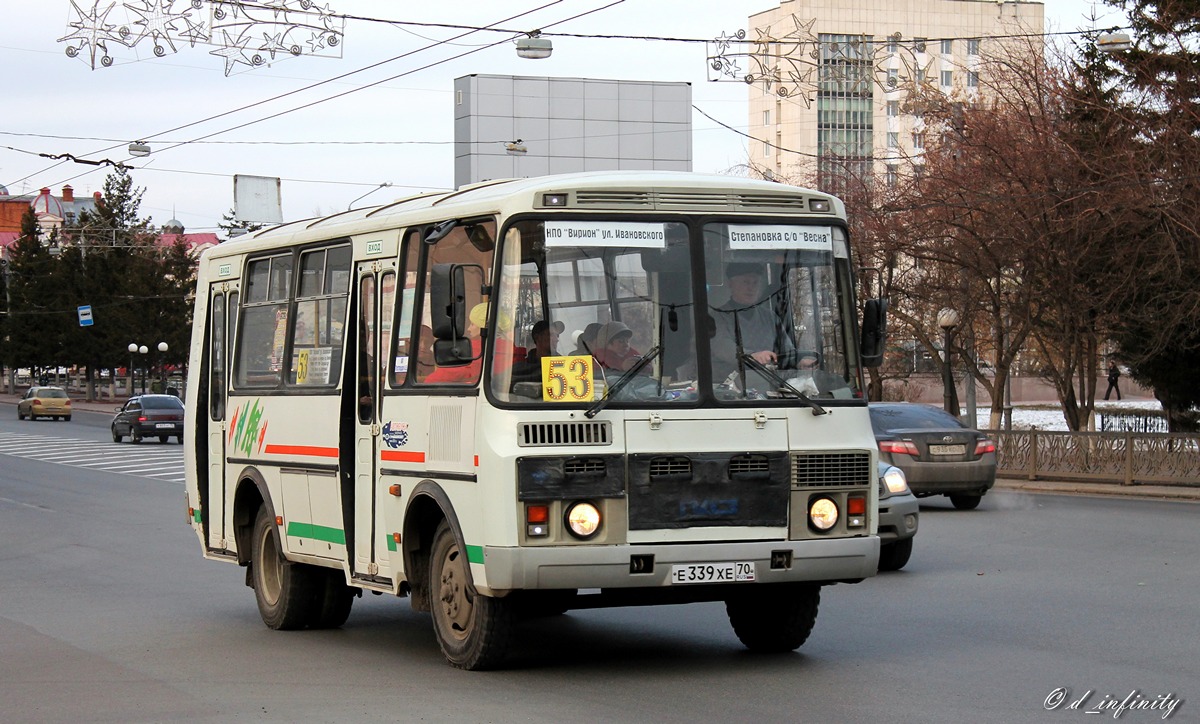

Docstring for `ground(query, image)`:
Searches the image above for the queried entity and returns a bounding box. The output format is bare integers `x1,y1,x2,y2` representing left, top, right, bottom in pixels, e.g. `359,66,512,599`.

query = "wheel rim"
256,519,283,606
436,543,473,642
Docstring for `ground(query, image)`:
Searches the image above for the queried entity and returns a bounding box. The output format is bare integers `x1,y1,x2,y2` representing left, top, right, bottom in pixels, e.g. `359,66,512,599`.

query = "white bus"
184,171,889,669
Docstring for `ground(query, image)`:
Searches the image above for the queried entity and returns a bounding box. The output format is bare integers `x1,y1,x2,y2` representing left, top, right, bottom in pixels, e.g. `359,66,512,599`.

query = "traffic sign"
78,305,94,327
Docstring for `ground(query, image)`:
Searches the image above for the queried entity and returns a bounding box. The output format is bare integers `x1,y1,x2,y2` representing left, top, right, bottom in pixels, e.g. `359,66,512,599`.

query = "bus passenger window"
417,219,495,386
235,255,291,388
289,245,350,387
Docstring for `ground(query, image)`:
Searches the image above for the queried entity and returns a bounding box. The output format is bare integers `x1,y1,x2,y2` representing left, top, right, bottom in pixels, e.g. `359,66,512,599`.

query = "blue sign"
77,305,94,327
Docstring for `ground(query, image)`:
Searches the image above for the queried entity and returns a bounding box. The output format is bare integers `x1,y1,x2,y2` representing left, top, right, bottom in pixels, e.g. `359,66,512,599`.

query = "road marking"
0,431,184,484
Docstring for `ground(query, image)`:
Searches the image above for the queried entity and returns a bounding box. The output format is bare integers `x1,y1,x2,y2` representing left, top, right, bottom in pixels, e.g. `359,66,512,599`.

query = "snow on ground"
972,399,1163,431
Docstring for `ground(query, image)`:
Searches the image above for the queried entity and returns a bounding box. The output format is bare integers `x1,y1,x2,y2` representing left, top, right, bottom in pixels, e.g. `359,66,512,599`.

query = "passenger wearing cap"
424,303,486,384
592,321,645,372
710,261,797,380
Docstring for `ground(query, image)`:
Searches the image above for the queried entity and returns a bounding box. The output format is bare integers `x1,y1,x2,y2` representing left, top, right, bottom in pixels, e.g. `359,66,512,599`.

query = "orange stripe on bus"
381,450,426,463
474,455,479,467
263,444,340,458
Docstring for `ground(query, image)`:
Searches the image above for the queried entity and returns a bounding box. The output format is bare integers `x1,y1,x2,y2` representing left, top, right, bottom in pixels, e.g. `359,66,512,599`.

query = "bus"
183,170,889,670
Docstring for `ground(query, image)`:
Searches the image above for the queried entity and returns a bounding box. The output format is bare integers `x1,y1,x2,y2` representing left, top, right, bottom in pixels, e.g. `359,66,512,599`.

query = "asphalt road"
1,408,1196,723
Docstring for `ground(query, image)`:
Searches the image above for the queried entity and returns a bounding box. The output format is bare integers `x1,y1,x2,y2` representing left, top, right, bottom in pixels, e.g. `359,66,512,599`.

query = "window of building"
887,68,899,88
942,70,953,87
886,166,898,188
968,71,979,88
888,132,899,148
941,39,953,54
887,36,898,54
967,38,980,56
887,100,899,117
912,132,925,150
914,37,926,53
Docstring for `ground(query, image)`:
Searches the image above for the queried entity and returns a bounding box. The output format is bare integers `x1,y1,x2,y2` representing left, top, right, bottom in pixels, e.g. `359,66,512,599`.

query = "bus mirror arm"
430,263,470,340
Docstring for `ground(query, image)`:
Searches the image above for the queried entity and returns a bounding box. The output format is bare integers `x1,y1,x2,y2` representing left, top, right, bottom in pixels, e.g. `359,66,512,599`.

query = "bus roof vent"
518,421,613,447
574,191,653,208
734,193,809,211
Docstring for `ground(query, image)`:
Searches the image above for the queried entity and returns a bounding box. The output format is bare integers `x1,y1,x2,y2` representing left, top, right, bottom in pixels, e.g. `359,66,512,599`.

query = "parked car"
869,402,997,510
877,463,919,571
111,394,185,444
17,386,72,421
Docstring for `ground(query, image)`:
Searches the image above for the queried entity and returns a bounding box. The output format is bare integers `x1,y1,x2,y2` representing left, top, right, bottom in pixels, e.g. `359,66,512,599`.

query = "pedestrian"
1104,361,1122,401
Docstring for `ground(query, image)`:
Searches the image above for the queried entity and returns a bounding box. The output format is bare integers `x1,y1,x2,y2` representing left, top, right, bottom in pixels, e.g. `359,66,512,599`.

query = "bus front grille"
518,421,613,447
791,452,872,488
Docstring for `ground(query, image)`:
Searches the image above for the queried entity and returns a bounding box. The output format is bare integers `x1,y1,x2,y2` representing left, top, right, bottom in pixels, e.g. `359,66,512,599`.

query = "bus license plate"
929,444,965,455
670,562,755,585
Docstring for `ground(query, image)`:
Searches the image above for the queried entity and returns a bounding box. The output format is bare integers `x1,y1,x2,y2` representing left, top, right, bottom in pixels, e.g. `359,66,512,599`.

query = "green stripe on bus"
466,545,484,564
193,509,202,524
286,522,346,545
387,535,398,552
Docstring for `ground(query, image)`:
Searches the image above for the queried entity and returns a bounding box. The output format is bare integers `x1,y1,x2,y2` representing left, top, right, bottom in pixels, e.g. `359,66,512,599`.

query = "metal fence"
986,429,1200,487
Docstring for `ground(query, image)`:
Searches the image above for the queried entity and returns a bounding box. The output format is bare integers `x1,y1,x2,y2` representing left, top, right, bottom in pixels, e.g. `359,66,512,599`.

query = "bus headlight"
565,501,601,539
808,497,838,531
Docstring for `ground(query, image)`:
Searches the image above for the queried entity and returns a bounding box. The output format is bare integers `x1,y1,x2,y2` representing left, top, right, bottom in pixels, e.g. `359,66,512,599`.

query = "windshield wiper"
584,346,662,419
738,353,828,416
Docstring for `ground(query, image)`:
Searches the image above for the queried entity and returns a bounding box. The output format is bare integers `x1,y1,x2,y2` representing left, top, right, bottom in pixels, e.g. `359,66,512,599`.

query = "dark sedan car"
869,402,997,510
111,394,185,444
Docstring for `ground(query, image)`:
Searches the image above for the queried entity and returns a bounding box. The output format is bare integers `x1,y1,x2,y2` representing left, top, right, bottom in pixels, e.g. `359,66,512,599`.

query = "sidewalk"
2,392,1196,502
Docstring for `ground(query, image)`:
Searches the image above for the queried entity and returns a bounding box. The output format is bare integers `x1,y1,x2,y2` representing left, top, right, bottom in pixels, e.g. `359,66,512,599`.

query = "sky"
0,1,1126,234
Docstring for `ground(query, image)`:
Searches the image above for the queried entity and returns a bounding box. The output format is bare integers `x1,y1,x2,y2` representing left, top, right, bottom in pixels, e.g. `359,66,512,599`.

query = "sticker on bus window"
294,347,333,385
542,356,597,402
727,224,833,251
544,221,667,249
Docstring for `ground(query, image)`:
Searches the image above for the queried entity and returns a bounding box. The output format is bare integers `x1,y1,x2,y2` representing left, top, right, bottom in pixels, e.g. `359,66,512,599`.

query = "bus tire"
429,520,514,670
251,506,321,630
725,584,820,653
313,569,355,629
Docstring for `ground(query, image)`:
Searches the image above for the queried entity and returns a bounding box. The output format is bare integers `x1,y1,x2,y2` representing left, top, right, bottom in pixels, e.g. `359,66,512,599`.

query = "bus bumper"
479,536,879,593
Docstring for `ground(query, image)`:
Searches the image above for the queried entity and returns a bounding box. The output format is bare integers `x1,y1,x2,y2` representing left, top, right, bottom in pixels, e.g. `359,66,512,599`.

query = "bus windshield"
488,217,862,406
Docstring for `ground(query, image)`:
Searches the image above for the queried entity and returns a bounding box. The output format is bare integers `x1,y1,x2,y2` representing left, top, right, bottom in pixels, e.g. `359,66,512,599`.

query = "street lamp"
937,308,960,418
515,31,552,59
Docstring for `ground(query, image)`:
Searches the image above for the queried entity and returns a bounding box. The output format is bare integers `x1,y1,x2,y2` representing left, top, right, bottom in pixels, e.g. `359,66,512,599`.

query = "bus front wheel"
251,506,320,630
429,520,515,670
725,584,820,653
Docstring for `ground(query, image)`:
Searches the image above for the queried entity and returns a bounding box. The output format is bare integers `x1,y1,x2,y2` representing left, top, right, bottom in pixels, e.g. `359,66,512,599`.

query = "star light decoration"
707,14,942,109
59,0,345,76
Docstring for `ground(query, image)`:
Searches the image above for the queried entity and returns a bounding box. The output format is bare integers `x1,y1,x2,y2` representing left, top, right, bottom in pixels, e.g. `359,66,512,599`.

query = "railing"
986,429,1200,487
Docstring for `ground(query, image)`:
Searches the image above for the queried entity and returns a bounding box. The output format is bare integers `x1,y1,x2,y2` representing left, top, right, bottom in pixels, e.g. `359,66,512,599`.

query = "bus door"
206,285,238,551
350,261,397,581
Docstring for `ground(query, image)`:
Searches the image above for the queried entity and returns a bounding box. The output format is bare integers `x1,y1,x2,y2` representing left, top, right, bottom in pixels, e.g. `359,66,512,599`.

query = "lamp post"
157,341,169,391
937,308,960,418
128,343,149,394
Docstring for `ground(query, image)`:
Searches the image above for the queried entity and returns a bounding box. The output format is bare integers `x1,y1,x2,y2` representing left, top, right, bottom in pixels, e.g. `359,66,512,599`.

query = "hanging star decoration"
59,0,121,69
57,0,345,72
708,14,822,101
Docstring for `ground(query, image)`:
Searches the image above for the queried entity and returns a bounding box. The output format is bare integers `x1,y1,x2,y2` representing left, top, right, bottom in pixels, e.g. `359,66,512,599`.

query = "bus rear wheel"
250,506,321,630
429,520,514,670
725,584,820,653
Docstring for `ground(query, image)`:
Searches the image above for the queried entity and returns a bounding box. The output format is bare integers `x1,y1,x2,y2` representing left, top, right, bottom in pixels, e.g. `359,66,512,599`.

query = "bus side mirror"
433,338,475,366
860,297,888,368
431,263,467,339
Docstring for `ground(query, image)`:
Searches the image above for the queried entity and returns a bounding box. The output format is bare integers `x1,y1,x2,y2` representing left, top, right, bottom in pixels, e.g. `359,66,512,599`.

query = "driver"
709,262,798,381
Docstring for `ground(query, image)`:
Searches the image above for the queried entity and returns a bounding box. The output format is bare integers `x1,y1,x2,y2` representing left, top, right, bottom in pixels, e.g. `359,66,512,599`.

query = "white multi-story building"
743,0,1044,189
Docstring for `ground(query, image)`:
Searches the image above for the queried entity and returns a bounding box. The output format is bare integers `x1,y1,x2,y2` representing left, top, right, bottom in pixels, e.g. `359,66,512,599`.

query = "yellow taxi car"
17,386,73,421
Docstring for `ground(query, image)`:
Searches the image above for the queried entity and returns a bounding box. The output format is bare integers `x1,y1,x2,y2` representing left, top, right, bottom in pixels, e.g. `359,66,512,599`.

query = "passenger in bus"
710,262,798,381
478,303,526,374
570,322,603,357
523,320,562,366
592,321,646,372
424,310,483,384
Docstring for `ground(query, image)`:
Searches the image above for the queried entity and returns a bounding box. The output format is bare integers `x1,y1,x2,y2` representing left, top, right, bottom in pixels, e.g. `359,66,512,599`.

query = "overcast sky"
1,1,1125,233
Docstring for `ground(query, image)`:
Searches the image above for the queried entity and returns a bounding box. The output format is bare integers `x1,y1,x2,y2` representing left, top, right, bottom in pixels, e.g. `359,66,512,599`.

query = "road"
1,408,1196,723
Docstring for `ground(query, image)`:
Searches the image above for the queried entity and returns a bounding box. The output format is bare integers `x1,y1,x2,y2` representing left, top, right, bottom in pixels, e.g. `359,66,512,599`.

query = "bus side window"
235,254,292,388
417,219,495,385
391,231,423,386
209,293,226,421
289,244,350,387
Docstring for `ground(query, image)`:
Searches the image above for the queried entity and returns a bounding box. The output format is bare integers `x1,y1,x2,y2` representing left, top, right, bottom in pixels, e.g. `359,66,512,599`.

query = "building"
743,0,1044,190
0,185,217,261
454,74,692,188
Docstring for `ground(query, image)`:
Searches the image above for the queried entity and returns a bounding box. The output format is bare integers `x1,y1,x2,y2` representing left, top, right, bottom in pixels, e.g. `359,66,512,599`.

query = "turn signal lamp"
527,504,550,538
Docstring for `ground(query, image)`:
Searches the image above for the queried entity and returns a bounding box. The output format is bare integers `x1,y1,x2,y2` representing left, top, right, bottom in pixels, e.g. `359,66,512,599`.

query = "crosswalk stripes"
0,431,185,484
